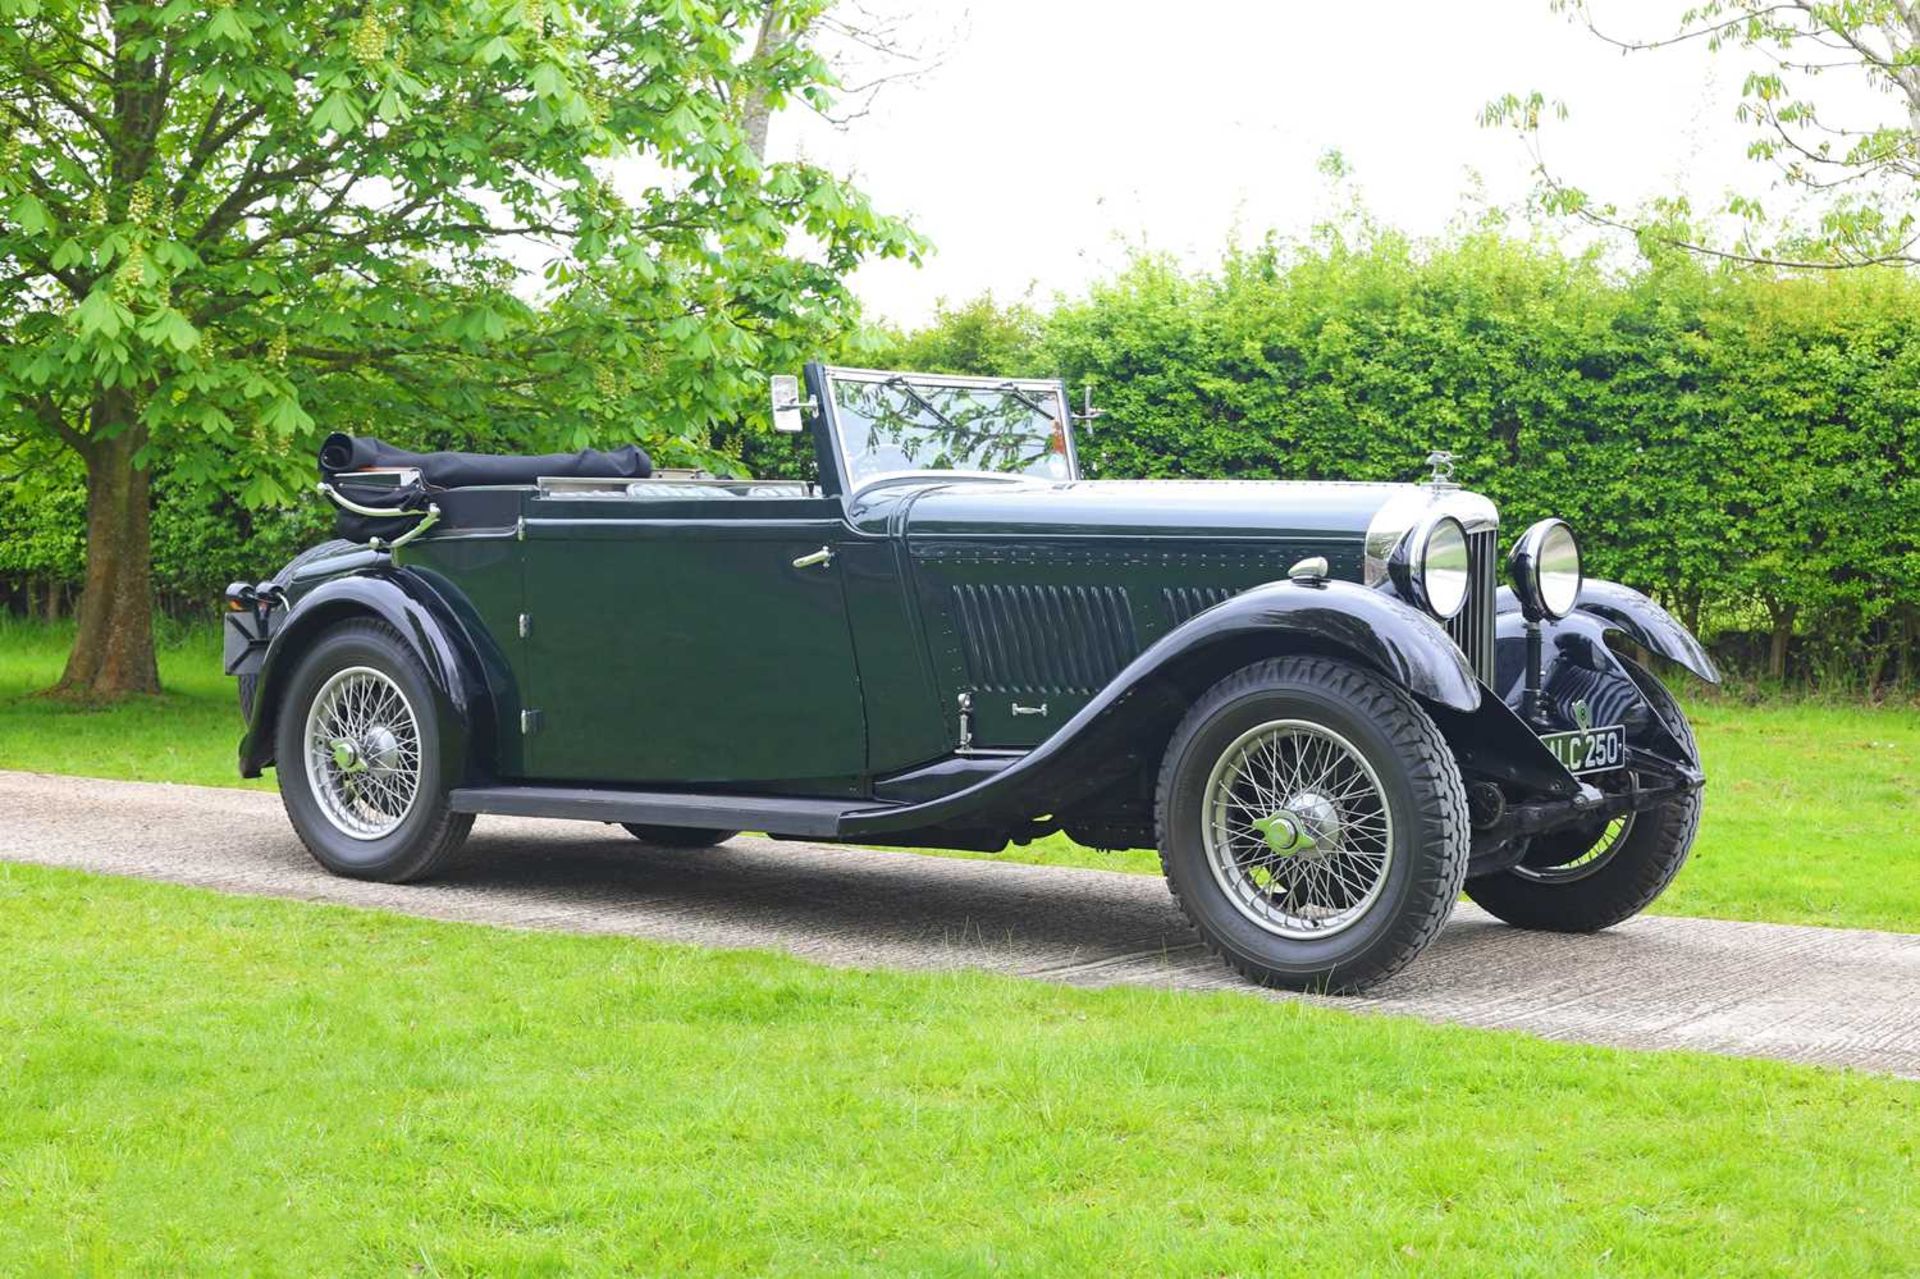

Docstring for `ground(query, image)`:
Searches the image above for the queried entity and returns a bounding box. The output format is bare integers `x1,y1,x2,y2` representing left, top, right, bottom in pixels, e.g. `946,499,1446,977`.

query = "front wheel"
1156,656,1470,993
1465,660,1701,932
274,618,473,883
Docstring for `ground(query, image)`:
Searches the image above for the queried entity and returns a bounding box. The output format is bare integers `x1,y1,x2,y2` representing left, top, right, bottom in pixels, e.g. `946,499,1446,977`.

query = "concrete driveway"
2,769,1915,1078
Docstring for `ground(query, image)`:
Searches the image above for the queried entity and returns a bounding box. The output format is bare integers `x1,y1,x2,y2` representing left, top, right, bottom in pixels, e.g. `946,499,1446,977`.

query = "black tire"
274,618,473,883
1156,656,1470,994
238,539,358,721
1465,660,1702,932
621,825,740,849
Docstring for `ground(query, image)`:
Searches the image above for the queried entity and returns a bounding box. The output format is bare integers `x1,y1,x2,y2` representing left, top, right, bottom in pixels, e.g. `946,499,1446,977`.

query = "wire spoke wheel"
1515,811,1637,884
301,665,422,840
1201,718,1395,940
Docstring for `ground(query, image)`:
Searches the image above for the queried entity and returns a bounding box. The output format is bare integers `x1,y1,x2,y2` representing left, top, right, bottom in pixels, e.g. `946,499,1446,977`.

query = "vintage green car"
225,363,1716,992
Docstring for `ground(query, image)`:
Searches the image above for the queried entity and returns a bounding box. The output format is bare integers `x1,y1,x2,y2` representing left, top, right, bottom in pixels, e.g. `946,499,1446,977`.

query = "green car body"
227,362,1717,990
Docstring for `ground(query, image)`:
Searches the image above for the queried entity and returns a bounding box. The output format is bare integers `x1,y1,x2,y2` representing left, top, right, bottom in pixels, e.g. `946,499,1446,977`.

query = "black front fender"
1160,578,1484,712
846,578,1480,838
1498,578,1719,684
238,570,488,778
1493,609,1701,771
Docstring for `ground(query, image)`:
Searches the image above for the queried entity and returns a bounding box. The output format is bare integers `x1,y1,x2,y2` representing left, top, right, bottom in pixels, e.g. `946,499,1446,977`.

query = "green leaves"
309,88,365,136
71,288,133,341
11,193,52,236
1491,3,1920,271
3,0,915,510
884,234,1919,684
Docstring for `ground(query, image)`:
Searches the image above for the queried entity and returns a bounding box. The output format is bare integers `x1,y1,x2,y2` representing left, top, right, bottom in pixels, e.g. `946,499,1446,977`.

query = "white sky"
768,0,1868,328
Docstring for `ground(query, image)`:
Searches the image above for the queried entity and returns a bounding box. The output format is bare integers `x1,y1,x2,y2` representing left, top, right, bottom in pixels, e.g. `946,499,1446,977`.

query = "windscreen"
828,373,1075,486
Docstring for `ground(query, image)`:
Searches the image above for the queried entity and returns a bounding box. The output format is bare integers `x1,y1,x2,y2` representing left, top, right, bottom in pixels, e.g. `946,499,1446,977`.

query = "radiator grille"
951,584,1138,695
1443,529,1498,685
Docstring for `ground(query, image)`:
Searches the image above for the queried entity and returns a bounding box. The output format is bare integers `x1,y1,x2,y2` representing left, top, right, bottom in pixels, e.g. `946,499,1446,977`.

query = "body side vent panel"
951,584,1138,695
1162,585,1237,627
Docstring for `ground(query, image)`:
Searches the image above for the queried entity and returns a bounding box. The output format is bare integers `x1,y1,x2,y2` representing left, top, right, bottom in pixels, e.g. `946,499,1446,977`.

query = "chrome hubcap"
302,666,422,840
1202,720,1396,939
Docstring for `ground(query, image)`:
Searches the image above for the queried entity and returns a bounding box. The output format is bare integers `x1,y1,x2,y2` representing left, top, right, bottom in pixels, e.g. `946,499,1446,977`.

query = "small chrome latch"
792,546,834,569
957,692,974,752
517,613,531,639
1011,702,1049,717
520,709,542,735
1287,555,1330,585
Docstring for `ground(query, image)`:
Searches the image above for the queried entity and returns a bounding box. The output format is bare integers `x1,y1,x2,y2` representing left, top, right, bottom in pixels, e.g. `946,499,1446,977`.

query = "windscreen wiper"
881,375,958,433
991,381,1059,420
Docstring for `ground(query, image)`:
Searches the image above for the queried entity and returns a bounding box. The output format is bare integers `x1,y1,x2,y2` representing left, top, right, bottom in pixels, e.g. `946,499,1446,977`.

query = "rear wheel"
1465,660,1701,932
621,825,739,849
274,619,472,883
1156,656,1470,993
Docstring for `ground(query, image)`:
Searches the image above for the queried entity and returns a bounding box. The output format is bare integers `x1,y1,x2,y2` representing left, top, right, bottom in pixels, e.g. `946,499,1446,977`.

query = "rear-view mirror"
771,374,805,433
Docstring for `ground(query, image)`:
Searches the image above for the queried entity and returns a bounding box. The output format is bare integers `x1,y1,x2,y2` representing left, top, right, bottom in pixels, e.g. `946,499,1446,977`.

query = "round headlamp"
1390,513,1470,621
1508,518,1582,620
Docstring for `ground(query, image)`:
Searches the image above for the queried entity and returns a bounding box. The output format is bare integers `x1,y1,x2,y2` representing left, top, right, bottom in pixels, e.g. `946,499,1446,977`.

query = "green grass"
0,618,272,791
0,860,1912,1275
984,697,1920,934
3,620,1917,930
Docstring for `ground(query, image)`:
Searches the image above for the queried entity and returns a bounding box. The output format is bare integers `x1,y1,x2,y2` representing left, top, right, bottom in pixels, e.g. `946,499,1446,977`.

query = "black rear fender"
238,571,493,779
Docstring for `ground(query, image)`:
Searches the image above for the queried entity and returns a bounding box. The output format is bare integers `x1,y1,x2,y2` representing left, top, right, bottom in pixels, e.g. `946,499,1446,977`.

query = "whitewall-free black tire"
1156,656,1470,993
274,618,473,883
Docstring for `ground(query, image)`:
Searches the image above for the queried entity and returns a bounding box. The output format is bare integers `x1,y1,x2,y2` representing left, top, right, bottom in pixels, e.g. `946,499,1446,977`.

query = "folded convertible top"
318,433,652,489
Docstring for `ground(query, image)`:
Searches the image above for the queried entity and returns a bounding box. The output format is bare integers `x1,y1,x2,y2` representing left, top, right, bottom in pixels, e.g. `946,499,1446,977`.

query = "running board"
448,785,899,839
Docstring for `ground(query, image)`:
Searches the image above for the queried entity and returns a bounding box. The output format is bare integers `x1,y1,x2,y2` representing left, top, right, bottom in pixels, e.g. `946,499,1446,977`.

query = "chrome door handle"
792,546,834,569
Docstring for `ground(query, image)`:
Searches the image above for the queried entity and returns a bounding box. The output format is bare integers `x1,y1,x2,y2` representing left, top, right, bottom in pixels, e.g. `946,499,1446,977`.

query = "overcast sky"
768,0,1848,327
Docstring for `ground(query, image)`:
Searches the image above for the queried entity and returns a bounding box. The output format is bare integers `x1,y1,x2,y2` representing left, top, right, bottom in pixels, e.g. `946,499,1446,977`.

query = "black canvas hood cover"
318,433,652,489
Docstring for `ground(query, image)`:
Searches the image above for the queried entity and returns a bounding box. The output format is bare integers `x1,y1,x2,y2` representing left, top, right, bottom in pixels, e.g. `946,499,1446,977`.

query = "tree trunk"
1764,601,1797,683
56,395,161,697
741,2,796,163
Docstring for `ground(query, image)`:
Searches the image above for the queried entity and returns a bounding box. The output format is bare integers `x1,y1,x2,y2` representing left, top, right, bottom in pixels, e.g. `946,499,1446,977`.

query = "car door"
516,487,867,791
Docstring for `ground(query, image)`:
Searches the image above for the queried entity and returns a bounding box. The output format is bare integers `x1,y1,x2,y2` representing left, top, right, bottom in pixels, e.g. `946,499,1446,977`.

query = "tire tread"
275,617,472,883
1155,656,1470,993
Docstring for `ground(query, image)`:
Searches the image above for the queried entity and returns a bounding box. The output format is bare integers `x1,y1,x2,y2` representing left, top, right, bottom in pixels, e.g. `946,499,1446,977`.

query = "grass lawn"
0,860,1913,1275
0,618,273,791
3,620,1917,931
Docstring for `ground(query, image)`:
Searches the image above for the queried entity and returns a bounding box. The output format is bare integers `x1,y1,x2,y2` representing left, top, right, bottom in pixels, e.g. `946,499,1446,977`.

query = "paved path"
2,769,1916,1078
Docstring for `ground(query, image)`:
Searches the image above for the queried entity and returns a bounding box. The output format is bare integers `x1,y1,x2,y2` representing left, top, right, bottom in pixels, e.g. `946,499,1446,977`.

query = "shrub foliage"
884,235,1918,688
5,230,1915,688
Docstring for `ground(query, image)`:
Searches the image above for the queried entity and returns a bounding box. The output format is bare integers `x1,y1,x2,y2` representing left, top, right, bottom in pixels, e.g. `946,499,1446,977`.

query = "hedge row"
883,235,1920,690
5,231,1916,689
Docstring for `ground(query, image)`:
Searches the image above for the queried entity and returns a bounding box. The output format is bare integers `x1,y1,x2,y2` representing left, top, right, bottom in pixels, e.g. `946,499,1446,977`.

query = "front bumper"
1466,748,1703,875
1454,582,1712,875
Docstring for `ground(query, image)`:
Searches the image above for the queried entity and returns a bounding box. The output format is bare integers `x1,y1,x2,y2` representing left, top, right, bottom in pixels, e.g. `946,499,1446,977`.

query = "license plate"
1541,725,1626,775
222,610,271,675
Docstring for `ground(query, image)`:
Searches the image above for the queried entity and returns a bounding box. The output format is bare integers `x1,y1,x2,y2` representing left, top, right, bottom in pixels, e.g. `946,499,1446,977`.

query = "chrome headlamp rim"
1508,517,1583,621
1364,486,1498,588
1389,511,1470,622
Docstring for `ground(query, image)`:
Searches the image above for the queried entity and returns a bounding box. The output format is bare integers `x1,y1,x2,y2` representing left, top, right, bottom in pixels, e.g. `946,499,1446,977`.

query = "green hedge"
4,231,1916,689
881,236,1919,690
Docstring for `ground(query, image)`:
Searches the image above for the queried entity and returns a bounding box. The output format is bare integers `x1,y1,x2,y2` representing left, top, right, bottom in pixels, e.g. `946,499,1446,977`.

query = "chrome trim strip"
826,366,1066,393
